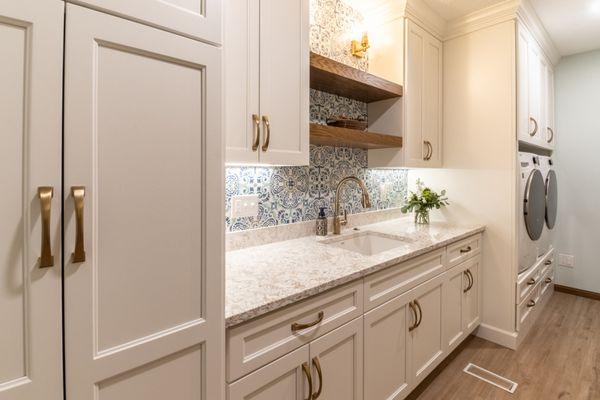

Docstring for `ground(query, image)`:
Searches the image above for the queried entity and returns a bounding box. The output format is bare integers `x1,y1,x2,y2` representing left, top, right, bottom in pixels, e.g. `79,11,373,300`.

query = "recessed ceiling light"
590,0,600,15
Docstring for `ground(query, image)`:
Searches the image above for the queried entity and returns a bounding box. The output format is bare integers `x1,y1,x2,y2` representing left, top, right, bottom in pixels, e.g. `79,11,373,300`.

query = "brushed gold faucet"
333,176,372,235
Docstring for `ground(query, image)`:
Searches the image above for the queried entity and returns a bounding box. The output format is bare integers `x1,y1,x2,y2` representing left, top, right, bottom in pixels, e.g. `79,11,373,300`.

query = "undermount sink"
325,231,410,256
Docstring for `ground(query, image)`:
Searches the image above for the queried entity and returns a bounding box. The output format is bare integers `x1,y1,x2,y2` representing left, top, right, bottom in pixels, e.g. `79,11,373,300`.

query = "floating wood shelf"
310,52,403,103
310,123,403,150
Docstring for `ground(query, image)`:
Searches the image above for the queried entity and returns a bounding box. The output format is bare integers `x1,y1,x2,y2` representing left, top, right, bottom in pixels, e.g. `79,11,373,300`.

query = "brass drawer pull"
261,115,271,151
302,362,313,400
38,187,54,268
545,277,552,284
71,186,86,263
414,299,423,328
408,302,418,332
529,117,538,136
460,246,472,254
544,260,552,266
527,278,536,286
527,299,536,308
312,357,323,399
464,269,474,293
291,311,324,332
252,114,260,151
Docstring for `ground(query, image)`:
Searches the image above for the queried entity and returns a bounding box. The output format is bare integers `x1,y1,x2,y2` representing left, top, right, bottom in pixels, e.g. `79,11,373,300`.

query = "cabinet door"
64,5,223,400
224,0,260,163
405,20,442,168
309,318,363,400
0,1,63,399
463,257,481,332
517,25,531,143
442,265,469,352
528,41,542,145
364,293,411,400
228,346,311,400
538,56,549,148
546,67,556,149
68,0,221,45
408,274,445,386
258,0,309,166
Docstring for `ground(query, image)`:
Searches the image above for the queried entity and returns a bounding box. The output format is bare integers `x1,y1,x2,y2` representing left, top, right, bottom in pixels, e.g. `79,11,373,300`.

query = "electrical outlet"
231,195,259,218
559,253,575,268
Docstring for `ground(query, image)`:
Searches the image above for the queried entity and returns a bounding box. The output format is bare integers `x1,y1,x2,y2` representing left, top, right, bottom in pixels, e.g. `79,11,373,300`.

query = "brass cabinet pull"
311,357,323,399
414,299,423,328
38,187,54,268
291,311,324,332
261,115,270,151
71,186,86,263
529,117,538,136
527,278,536,286
545,277,552,284
302,362,313,400
544,260,552,266
460,246,472,254
527,299,536,308
423,140,433,161
252,114,260,151
408,301,418,332
464,269,474,293
547,127,554,143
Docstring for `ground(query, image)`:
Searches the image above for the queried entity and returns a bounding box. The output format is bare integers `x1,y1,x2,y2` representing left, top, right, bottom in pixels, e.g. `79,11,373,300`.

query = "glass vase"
414,209,430,225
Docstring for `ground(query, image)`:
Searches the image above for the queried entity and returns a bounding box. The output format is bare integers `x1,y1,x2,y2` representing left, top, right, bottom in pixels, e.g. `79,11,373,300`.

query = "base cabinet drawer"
517,282,540,332
227,281,363,382
446,234,481,268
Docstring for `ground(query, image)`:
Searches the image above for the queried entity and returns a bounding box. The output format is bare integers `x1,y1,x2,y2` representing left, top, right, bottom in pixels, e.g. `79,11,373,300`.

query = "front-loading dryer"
518,152,546,274
538,155,558,256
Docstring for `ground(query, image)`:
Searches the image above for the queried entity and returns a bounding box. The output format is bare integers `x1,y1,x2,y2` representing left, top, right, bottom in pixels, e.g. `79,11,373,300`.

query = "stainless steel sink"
324,231,410,256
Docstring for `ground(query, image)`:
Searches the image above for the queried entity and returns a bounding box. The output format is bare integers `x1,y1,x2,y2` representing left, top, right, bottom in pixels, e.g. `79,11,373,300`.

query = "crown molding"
516,0,561,65
404,0,447,40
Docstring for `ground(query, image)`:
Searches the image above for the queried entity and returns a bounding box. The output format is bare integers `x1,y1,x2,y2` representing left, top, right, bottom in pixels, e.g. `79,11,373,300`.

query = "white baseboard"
475,323,518,350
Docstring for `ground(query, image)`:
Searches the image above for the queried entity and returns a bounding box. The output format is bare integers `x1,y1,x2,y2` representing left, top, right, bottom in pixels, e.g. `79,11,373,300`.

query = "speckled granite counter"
226,217,485,328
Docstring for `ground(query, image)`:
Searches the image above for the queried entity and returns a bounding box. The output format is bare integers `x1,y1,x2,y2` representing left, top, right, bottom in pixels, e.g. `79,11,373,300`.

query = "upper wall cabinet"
517,23,555,150
225,0,309,166
68,0,222,44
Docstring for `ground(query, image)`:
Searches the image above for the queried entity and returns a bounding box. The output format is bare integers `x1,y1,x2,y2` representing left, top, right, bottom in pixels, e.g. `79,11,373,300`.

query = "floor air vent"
463,363,518,394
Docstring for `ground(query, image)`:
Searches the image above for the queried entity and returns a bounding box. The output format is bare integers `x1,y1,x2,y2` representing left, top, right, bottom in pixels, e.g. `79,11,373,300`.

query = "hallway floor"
409,291,600,400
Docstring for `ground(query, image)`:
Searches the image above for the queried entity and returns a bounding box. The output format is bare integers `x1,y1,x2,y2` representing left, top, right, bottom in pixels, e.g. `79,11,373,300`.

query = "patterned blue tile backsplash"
225,146,407,232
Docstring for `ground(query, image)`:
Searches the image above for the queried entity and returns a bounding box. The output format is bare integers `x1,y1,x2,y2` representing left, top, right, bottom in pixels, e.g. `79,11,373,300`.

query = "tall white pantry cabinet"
0,1,224,400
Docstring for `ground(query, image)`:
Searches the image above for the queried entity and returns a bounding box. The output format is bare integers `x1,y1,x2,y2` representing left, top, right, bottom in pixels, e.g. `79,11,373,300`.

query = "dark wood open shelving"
310,123,403,150
310,52,403,103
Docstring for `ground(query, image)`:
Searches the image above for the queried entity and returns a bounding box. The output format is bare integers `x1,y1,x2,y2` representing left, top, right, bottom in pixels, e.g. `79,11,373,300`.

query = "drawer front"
447,234,481,268
541,265,555,298
227,281,363,382
539,251,555,277
516,261,542,304
517,283,540,332
364,249,445,311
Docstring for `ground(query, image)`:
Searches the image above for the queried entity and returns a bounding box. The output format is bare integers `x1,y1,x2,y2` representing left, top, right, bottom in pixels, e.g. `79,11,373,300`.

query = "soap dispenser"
316,207,328,236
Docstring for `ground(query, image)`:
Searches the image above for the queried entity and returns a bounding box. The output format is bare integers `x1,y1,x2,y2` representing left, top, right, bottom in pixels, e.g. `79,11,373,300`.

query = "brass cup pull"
71,186,86,263
547,127,554,143
527,278,536,286
423,140,433,161
38,187,54,268
408,301,418,332
529,117,538,136
527,299,536,308
291,311,324,332
312,357,323,399
464,269,474,293
544,260,552,266
252,114,261,151
414,299,423,328
545,277,552,284
460,246,472,254
261,115,271,151
302,362,313,400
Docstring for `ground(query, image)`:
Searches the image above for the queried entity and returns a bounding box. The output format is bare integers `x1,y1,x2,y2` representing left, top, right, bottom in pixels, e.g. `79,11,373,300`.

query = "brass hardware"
261,115,270,151
460,246,472,254
252,114,260,151
312,357,323,399
545,277,552,284
464,269,474,293
351,32,370,58
527,278,536,286
71,186,86,263
333,176,371,234
38,187,54,268
408,301,418,332
291,311,324,332
547,127,554,143
545,260,552,266
527,299,536,308
414,299,423,328
423,140,433,161
302,362,313,400
529,117,538,136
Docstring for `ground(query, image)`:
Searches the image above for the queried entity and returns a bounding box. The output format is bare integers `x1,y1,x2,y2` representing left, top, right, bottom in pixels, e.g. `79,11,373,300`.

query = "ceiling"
530,0,600,56
421,0,505,20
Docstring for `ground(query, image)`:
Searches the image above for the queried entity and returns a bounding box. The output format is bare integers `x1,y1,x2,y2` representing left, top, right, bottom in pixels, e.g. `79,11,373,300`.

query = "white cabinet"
404,20,443,168
225,0,309,166
67,0,222,44
0,1,64,399
63,5,223,399
545,66,556,149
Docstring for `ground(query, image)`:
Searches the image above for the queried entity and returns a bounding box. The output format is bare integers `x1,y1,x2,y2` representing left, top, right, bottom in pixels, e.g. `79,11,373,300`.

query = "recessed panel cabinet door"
463,257,481,332
0,1,63,399
442,266,467,352
68,0,221,44
64,5,223,400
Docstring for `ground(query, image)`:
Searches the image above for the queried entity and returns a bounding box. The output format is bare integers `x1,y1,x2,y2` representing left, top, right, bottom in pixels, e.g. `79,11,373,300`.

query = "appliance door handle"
311,357,323,399
261,115,271,151
71,186,86,263
302,362,313,400
252,114,260,151
291,311,324,332
38,187,54,268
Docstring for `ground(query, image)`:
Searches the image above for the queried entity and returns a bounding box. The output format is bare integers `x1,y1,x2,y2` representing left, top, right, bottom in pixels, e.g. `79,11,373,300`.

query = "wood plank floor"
408,291,600,400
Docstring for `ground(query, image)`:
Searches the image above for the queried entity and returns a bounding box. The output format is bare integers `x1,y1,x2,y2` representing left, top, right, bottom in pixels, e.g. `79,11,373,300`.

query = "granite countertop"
225,217,485,328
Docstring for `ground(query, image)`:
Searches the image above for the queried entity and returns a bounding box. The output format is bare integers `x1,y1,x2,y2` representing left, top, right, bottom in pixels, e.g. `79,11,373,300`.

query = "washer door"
546,169,558,229
524,169,545,240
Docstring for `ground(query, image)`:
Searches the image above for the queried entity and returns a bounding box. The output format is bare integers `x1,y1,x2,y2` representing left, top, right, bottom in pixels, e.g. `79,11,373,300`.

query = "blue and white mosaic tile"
225,146,408,232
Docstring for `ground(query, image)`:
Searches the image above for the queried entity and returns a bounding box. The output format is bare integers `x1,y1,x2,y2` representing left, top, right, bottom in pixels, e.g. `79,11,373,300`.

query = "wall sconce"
351,32,370,58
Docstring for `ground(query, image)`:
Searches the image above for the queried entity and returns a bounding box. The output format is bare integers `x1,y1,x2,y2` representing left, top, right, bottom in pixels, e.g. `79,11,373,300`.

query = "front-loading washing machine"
518,152,546,274
538,155,558,256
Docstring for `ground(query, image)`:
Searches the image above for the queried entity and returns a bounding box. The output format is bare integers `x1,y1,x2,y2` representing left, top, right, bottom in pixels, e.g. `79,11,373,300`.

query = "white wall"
554,49,600,293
